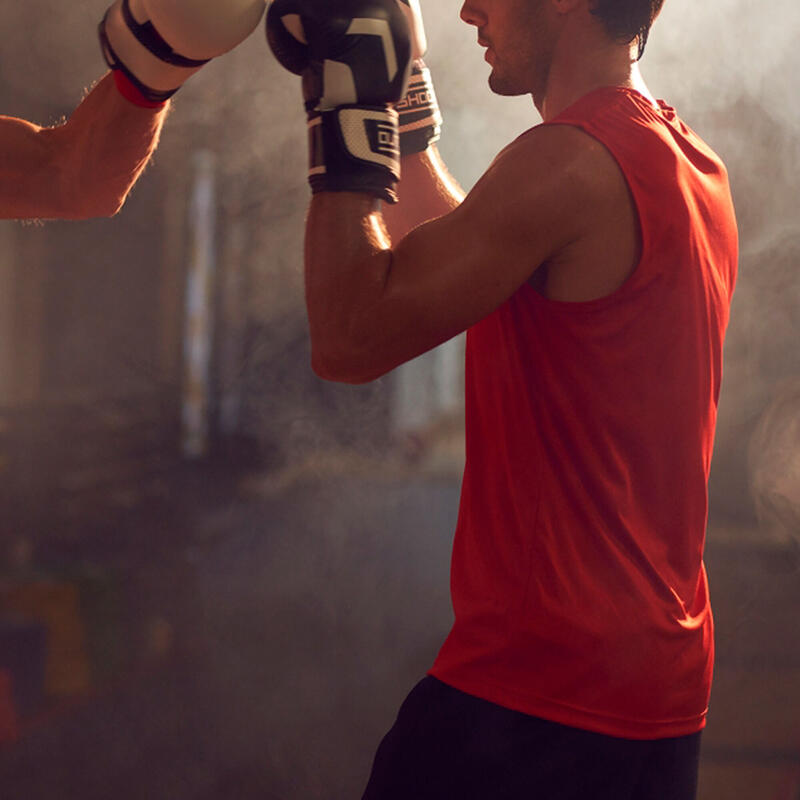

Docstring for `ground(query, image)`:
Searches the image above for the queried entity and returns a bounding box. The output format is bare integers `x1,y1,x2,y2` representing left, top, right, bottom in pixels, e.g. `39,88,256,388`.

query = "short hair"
589,0,665,60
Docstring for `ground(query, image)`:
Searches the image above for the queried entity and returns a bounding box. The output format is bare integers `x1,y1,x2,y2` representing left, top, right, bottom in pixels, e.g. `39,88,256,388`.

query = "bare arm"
380,145,465,241
0,72,168,221
305,125,607,384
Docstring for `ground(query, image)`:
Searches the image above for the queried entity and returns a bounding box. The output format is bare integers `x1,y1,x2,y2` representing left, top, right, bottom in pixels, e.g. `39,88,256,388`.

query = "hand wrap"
396,59,442,156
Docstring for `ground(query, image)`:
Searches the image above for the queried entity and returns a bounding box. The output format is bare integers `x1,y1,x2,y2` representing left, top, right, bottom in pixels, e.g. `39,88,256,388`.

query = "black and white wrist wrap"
396,59,442,156
308,105,400,201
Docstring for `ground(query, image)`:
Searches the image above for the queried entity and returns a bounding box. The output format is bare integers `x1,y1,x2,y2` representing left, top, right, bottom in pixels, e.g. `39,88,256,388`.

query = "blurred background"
0,0,798,798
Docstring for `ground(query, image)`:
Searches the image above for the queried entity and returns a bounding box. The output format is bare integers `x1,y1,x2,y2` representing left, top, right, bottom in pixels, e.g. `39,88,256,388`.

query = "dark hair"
589,0,665,60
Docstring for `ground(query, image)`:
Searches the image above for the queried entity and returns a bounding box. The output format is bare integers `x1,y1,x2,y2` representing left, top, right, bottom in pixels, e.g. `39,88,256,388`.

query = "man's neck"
536,42,655,121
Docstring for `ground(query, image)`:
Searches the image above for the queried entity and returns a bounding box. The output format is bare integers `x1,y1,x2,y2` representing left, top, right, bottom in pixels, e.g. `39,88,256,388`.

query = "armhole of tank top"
532,118,649,312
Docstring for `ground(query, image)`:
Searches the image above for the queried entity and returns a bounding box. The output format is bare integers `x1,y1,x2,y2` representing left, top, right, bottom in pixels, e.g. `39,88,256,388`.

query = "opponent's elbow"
84,193,126,218
52,164,127,219
66,192,125,219
50,133,137,218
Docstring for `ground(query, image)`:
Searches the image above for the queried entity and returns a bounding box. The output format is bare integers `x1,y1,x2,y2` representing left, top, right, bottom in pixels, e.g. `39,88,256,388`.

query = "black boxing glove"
266,0,413,203
392,2,442,156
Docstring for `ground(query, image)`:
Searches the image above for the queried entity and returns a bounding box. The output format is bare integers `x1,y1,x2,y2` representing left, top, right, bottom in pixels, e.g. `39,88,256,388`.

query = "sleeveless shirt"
430,87,738,739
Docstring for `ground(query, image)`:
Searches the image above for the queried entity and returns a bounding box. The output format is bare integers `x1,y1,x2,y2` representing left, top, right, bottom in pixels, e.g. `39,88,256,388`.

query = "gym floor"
0,457,798,800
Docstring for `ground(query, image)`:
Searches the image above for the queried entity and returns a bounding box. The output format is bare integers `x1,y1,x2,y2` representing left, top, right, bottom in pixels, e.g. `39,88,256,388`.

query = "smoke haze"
1,2,799,798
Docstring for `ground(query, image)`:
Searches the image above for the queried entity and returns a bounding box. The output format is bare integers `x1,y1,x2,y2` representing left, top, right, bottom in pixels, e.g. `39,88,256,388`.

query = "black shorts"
361,677,701,800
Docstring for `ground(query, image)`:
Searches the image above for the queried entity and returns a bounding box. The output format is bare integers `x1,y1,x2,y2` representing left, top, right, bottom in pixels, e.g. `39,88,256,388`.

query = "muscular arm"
305,126,608,384
0,72,168,220
380,145,465,241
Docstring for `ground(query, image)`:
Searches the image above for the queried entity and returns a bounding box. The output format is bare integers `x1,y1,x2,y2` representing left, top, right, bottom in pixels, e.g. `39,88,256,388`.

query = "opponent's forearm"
46,72,168,219
0,72,167,220
381,146,465,241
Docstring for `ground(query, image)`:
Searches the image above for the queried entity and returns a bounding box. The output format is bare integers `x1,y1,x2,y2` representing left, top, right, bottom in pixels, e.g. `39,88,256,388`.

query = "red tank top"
430,87,738,740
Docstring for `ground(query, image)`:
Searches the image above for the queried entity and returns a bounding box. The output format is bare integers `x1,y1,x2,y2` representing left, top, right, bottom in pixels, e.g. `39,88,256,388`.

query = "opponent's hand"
100,0,267,106
266,0,414,203
393,2,442,156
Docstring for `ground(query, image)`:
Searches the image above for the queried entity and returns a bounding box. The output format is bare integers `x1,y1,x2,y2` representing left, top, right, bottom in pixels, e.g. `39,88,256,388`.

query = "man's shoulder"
454,118,633,277
489,122,628,210
501,120,600,161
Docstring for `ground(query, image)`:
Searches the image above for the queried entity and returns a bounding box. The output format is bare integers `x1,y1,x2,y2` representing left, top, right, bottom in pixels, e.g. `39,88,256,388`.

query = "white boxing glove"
100,0,266,105
146,0,268,60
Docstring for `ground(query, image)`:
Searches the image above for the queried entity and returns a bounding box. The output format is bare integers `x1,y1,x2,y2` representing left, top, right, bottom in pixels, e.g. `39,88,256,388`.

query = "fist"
266,0,413,109
143,0,267,61
102,0,267,103
266,0,417,201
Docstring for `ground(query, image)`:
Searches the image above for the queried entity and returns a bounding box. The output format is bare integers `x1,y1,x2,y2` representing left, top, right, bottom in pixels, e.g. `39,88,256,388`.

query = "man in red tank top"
269,0,738,797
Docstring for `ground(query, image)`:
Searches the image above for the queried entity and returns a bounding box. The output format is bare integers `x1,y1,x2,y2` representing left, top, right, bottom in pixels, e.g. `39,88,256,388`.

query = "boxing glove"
100,0,267,105
396,0,426,61
394,1,441,157
266,0,413,203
